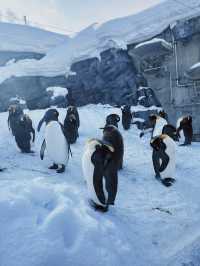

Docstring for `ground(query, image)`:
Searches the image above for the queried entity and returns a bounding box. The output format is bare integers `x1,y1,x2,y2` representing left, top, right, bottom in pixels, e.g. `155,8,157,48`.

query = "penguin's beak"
37,116,46,132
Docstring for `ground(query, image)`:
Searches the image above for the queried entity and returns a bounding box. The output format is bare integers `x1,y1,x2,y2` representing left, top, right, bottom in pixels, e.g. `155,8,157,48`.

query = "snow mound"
46,87,68,99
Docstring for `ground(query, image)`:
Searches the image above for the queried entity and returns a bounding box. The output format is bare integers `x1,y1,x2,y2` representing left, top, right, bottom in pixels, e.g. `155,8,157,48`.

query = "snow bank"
131,104,162,113
46,87,68,99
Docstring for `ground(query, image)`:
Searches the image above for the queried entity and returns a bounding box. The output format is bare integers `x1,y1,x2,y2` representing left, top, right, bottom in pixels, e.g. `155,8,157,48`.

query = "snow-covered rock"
46,87,68,99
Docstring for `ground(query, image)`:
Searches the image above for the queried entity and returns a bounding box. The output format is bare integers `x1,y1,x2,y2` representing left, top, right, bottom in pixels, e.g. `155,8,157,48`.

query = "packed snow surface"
0,104,199,266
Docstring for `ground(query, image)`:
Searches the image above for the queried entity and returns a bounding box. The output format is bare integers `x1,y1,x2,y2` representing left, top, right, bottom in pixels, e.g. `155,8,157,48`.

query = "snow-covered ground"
0,104,199,266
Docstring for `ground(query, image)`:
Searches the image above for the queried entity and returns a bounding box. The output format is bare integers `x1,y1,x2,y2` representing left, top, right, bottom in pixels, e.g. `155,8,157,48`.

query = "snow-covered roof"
187,62,200,79
0,0,200,84
135,38,172,50
0,22,68,53
190,62,200,70
133,38,173,58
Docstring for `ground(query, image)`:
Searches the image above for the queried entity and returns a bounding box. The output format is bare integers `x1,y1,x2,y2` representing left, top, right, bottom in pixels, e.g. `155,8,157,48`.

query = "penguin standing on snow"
37,109,70,173
102,125,124,170
150,134,176,187
63,106,80,144
121,105,132,130
82,138,118,212
8,105,35,153
177,116,193,146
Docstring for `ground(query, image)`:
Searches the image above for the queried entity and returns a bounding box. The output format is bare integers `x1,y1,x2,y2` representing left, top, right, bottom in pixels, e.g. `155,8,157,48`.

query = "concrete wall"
128,17,200,140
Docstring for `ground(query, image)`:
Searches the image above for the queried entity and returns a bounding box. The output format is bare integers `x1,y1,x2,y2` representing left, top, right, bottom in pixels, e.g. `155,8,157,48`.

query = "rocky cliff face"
0,47,161,116
0,75,67,111
66,48,138,106
0,48,137,111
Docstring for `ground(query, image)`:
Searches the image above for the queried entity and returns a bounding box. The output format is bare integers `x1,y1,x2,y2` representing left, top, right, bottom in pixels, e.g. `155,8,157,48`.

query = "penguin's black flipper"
40,139,46,160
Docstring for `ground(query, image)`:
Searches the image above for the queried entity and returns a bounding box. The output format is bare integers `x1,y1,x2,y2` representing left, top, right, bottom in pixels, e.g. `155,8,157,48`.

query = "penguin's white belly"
45,122,69,165
82,147,107,207
161,138,176,179
153,118,168,137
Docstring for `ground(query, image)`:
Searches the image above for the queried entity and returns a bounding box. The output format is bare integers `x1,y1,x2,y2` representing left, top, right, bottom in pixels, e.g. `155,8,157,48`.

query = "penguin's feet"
21,149,34,153
49,163,58,170
179,143,191,146
155,174,161,180
162,177,176,187
89,200,109,213
56,165,65,173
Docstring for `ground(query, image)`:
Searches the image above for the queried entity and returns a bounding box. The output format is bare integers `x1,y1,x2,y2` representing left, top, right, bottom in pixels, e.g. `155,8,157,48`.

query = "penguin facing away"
102,125,124,170
8,105,35,153
105,114,120,128
121,105,132,130
38,109,70,173
176,115,193,146
82,138,118,212
150,134,176,187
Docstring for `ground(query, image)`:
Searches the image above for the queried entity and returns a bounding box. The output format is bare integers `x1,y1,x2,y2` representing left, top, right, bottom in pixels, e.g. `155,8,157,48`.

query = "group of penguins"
0,104,193,212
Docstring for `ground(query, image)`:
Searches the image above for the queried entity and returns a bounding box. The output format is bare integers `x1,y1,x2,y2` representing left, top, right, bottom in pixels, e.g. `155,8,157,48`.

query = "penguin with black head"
121,105,132,130
37,109,70,173
177,116,193,146
159,110,169,122
162,124,179,142
101,125,124,170
63,106,80,144
150,134,176,187
82,138,118,212
66,106,80,129
8,105,35,153
105,114,120,128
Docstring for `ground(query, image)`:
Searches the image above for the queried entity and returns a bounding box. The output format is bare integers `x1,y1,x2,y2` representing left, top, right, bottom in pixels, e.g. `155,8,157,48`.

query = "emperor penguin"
150,134,176,187
82,139,118,212
37,109,70,173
